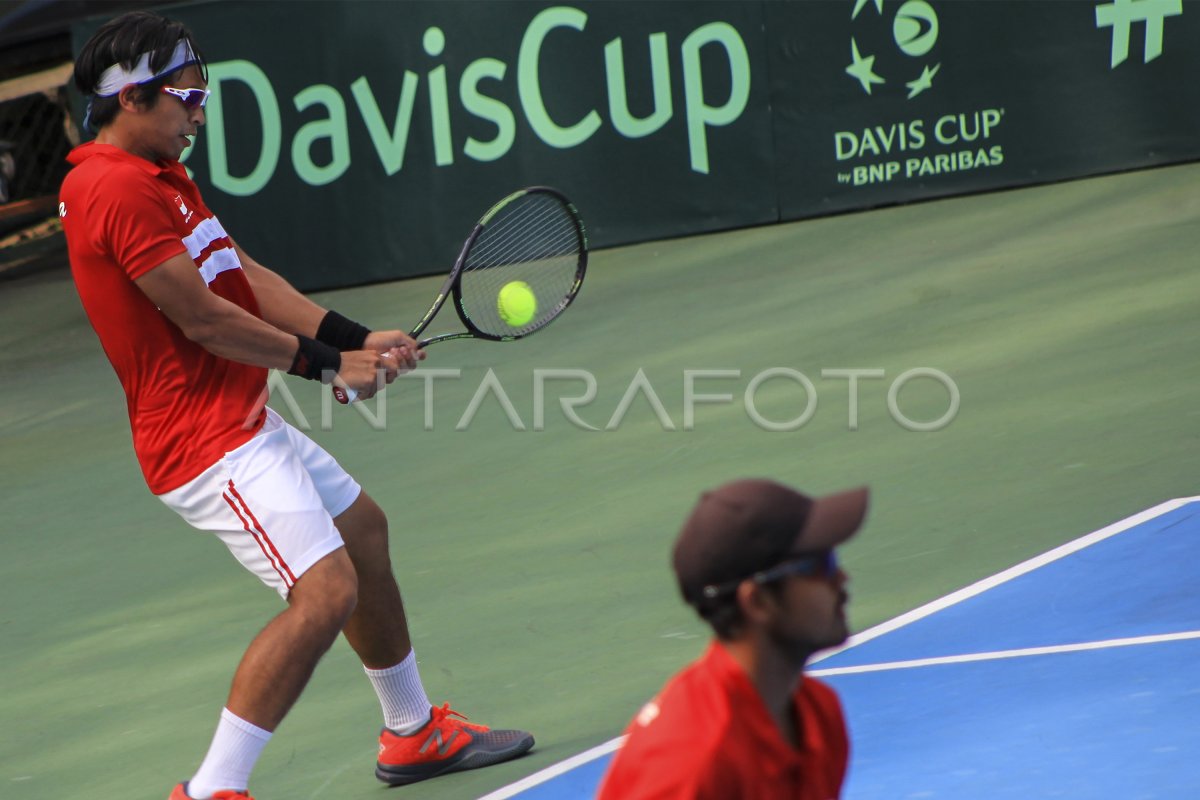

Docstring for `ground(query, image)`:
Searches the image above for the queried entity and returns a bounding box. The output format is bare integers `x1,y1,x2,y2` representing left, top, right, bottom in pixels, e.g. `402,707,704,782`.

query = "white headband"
93,39,198,97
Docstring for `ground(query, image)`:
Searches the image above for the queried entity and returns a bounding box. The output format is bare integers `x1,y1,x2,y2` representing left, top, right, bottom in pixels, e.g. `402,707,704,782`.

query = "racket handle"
332,350,397,404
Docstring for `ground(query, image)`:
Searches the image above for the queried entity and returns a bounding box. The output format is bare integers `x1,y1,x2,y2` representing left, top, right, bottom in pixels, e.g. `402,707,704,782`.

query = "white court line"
478,495,1200,800
476,738,625,800
811,494,1200,664
809,630,1200,677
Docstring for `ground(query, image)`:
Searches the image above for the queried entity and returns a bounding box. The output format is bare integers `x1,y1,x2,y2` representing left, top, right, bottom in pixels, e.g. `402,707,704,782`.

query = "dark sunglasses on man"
702,551,839,600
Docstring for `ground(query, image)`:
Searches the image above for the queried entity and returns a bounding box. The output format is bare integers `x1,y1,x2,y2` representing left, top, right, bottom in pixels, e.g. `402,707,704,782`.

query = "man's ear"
117,84,144,113
736,580,777,627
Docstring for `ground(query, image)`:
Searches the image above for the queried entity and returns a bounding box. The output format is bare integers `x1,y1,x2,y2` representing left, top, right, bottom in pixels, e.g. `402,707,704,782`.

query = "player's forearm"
185,303,305,371
239,252,327,337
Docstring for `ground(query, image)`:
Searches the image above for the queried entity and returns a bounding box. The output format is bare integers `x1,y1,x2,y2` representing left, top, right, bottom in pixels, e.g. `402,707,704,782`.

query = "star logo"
852,0,885,19
846,39,886,94
844,0,944,100
905,63,941,99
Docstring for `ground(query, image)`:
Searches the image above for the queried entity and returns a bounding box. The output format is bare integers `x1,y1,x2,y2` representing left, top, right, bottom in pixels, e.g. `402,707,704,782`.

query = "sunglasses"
702,552,839,600
161,86,210,110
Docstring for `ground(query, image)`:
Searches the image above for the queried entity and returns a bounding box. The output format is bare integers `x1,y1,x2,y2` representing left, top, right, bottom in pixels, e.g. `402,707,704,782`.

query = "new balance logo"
419,728,461,756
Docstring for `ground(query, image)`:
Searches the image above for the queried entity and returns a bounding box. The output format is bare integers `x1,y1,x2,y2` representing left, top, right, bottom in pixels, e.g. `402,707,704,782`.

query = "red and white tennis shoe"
375,702,535,786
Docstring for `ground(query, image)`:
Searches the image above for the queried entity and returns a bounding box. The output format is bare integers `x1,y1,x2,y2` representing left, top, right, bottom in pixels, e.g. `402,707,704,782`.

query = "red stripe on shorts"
223,481,298,587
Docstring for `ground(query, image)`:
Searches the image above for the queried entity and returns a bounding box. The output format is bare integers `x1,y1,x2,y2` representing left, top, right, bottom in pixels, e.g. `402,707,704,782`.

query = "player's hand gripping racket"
334,186,587,403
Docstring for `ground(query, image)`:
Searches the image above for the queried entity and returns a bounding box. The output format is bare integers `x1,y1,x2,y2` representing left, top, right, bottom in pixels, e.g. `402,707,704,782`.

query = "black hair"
697,596,744,640
73,11,207,132
694,581,786,641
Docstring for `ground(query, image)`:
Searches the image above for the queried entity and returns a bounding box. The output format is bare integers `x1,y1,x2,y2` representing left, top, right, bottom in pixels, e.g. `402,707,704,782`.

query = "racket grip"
333,351,397,405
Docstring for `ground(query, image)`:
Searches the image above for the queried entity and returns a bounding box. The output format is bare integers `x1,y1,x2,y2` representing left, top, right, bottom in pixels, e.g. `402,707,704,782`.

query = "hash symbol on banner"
1095,0,1183,68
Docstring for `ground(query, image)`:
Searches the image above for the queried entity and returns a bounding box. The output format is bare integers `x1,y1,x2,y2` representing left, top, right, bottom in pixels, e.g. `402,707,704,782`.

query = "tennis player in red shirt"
60,11,531,800
597,478,867,799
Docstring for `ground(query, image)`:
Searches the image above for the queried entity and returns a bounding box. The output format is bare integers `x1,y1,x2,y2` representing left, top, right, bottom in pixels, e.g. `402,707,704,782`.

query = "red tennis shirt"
597,641,849,800
60,142,267,494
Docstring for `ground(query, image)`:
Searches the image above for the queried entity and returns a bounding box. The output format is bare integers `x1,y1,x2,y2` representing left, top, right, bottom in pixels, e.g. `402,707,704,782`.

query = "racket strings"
459,192,583,336
467,200,577,271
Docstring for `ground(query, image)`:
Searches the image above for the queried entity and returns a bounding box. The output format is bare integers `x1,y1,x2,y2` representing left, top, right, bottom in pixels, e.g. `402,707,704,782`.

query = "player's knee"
365,495,390,536
293,549,359,630
325,568,359,625
361,501,390,553
341,495,393,573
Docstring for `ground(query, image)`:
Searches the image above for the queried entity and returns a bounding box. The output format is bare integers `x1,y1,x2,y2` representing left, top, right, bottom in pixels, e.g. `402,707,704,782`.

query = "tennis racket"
334,186,587,403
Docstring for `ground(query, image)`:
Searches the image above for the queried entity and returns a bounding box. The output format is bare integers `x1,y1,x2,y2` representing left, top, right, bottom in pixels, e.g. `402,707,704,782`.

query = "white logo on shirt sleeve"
173,193,193,223
635,701,661,727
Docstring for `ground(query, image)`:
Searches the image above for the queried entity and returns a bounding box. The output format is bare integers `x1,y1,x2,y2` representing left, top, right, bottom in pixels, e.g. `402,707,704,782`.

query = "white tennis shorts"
158,408,361,598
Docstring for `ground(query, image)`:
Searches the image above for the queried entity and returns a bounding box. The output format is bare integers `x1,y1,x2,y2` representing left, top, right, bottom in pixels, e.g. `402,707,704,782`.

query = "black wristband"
288,335,342,382
316,310,371,351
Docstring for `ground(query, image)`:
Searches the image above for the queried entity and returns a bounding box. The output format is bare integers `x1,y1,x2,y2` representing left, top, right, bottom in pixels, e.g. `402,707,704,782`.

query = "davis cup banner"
75,1,778,289
765,0,1200,219
71,1,1200,289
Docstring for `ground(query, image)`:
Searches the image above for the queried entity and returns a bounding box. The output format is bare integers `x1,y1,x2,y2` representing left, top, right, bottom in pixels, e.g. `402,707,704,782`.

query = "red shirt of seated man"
598,479,869,800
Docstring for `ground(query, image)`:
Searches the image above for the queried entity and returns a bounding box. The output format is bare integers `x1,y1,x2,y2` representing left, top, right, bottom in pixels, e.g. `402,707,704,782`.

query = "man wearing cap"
60,11,533,800
597,478,868,800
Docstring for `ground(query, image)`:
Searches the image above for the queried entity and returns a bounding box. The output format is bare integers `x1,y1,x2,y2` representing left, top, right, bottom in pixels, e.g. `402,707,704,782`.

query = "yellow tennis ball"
497,281,537,327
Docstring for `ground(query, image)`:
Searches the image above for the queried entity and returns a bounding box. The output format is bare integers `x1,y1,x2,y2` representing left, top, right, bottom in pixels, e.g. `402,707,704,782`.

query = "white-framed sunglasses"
161,86,210,110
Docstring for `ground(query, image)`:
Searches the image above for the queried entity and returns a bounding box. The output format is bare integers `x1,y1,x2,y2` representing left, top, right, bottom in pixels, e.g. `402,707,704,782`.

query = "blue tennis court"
483,498,1200,799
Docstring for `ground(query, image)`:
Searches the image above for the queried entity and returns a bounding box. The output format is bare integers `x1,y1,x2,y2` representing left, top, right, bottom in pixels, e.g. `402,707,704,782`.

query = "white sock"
365,649,433,733
186,708,272,799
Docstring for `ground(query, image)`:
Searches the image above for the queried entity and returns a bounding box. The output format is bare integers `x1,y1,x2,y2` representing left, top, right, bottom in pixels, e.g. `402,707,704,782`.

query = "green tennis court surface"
2,162,1198,799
